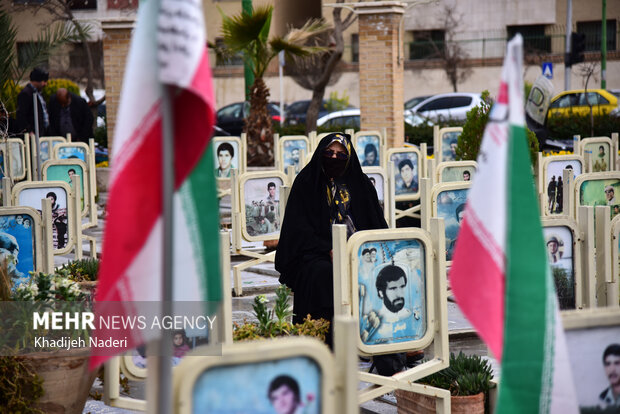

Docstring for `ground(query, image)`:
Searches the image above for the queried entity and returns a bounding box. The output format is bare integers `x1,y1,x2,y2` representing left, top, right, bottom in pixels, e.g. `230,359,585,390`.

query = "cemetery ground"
71,189,497,414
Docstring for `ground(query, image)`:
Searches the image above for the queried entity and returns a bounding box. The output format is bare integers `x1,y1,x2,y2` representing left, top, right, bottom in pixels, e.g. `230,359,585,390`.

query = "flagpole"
154,82,175,413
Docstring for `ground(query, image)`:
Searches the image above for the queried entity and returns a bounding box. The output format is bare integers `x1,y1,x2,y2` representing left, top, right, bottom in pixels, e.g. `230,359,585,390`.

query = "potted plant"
233,285,330,341
395,352,495,414
0,266,97,413
58,257,100,300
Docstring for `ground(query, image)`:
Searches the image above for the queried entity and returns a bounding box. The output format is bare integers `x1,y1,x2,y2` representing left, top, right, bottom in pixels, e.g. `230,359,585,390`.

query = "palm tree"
220,5,327,165
0,5,80,136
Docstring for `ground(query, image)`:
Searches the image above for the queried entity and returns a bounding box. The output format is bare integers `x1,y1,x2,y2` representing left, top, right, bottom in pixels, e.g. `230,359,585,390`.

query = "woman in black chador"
275,133,387,344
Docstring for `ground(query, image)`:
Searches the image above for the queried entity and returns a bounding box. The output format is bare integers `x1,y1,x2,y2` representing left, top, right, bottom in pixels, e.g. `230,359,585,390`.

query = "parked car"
317,108,415,130
405,92,483,126
284,99,329,126
216,102,281,136
547,89,619,118
404,95,432,111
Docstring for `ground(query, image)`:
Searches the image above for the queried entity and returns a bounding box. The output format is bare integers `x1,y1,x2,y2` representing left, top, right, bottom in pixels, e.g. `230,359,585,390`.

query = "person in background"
16,67,49,136
48,88,94,142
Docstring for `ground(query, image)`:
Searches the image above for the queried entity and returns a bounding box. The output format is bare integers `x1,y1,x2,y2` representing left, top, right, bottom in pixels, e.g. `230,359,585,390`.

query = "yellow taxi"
547,89,619,118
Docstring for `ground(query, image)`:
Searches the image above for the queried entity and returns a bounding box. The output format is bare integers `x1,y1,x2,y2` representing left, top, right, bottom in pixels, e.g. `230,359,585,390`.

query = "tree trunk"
245,77,274,166
305,88,326,134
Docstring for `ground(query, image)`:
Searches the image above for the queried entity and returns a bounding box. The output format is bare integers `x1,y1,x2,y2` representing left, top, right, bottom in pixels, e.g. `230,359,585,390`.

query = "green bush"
325,91,349,112
456,90,539,165
546,112,620,140
419,352,494,396
41,78,80,102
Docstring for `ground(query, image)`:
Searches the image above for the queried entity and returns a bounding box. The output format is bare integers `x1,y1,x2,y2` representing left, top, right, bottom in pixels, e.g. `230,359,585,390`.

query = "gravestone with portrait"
387,147,426,226
541,217,584,309
277,135,310,175
38,136,67,163
562,308,620,412
435,160,477,184
354,131,384,168
12,181,81,257
539,154,583,216
332,221,451,409
434,126,463,163
362,166,393,226
0,138,29,182
578,137,615,173
594,207,620,307
52,140,98,229
574,172,620,220
229,170,288,295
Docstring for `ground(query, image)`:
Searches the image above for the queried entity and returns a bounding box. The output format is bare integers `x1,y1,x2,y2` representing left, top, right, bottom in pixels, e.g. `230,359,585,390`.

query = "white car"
405,92,483,126
317,108,415,129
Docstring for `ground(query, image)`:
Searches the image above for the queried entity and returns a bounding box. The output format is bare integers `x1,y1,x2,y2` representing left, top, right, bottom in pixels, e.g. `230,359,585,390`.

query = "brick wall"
102,20,134,156
357,4,405,148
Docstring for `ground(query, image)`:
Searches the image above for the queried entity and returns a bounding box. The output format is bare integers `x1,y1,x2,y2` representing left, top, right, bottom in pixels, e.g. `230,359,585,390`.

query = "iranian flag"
449,35,578,413
89,0,220,368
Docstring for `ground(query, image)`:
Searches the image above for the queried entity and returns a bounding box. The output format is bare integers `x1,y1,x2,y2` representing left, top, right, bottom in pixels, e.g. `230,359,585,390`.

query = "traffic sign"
542,62,553,79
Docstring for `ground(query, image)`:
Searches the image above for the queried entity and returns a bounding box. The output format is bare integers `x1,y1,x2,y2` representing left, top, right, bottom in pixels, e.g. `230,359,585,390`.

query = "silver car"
405,92,483,126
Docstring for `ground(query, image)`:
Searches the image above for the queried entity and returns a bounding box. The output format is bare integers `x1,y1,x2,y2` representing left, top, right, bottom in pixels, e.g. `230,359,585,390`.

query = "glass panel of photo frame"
40,139,64,163
436,188,469,262
583,141,611,173
45,163,86,213
390,151,419,197
357,135,381,167
579,178,620,220
191,356,322,414
213,139,240,179
440,165,475,183
565,322,620,411
440,130,461,162
0,212,37,286
357,239,426,345
364,172,386,212
17,186,69,251
243,177,283,238
544,159,582,215
281,139,308,174
542,225,575,309
57,146,87,162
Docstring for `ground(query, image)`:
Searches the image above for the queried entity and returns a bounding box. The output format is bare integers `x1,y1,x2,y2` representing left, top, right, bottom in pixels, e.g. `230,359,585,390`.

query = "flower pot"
16,348,98,414
395,389,485,414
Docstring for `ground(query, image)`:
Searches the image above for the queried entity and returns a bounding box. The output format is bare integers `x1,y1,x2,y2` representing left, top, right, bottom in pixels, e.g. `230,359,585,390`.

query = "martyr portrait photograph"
441,165,475,183
45,164,86,211
565,326,620,412
357,239,426,345
282,139,307,174
441,130,461,162
18,187,69,250
365,173,385,212
0,214,36,286
191,356,321,414
545,159,581,215
436,188,469,261
244,177,283,238
584,142,610,173
213,140,239,178
390,152,419,196
579,178,620,219
356,135,381,167
543,226,575,309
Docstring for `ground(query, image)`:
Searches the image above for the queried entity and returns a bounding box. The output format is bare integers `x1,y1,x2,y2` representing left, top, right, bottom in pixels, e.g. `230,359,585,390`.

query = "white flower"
257,295,269,304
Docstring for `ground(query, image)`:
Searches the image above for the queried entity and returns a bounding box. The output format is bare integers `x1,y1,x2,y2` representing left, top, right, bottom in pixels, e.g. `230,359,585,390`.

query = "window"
409,30,445,60
217,103,243,120
418,97,453,112
507,25,550,53
351,34,359,63
450,96,473,108
579,92,609,106
550,94,578,108
17,42,48,69
577,20,617,52
69,0,97,10
214,38,243,67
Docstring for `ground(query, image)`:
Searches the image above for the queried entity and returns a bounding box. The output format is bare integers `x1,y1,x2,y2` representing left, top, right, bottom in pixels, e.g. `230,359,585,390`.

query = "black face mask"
322,157,348,179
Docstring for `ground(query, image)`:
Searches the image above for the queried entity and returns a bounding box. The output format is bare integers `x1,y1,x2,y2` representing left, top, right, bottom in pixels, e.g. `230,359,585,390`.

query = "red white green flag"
90,0,220,368
449,35,579,413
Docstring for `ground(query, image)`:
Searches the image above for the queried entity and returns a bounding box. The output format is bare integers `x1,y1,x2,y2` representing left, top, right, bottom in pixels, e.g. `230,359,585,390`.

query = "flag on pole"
449,35,579,413
89,0,220,368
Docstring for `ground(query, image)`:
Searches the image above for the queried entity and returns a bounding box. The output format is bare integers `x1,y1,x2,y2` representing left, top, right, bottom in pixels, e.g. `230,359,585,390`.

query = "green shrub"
325,91,349,112
58,257,100,282
456,90,539,165
41,78,80,102
546,112,620,140
419,352,494,396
